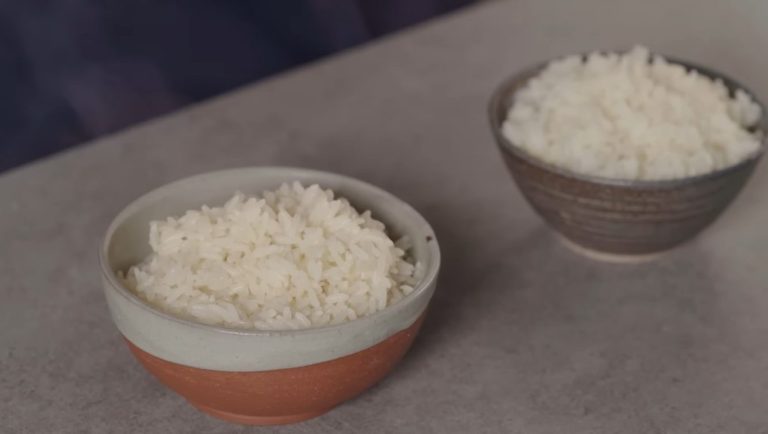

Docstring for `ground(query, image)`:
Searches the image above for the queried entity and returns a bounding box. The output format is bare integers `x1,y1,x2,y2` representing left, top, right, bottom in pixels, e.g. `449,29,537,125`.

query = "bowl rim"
488,51,767,188
99,166,441,338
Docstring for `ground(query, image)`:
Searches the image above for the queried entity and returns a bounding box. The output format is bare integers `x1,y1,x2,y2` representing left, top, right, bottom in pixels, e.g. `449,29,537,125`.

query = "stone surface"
3,0,768,432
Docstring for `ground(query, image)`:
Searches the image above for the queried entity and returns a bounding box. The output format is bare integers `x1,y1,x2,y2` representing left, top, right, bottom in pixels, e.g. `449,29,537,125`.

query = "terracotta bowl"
100,167,441,425
489,58,766,260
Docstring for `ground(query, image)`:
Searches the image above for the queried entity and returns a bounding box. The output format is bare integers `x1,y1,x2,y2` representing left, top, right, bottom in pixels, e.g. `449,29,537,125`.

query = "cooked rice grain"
121,182,423,330
503,46,763,180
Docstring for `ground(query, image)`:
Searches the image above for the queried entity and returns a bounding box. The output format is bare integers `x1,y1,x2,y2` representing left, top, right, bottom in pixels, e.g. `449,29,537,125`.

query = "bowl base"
191,402,331,426
558,235,668,264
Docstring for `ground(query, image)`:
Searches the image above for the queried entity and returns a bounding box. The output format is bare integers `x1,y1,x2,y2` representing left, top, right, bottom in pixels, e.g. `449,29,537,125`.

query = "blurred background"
0,0,473,173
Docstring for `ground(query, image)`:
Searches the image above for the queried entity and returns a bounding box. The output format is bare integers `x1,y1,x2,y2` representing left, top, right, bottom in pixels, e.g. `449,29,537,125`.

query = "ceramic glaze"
489,59,766,257
100,167,441,424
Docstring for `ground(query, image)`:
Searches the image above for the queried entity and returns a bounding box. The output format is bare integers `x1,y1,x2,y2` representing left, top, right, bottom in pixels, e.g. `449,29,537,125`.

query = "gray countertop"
3,1,768,432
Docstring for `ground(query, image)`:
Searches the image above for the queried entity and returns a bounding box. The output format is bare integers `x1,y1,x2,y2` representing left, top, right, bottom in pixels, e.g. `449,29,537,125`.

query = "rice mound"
503,46,763,180
120,182,423,330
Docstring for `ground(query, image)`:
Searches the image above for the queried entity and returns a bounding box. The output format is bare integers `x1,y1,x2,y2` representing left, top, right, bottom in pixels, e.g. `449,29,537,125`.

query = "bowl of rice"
489,46,766,260
99,167,440,425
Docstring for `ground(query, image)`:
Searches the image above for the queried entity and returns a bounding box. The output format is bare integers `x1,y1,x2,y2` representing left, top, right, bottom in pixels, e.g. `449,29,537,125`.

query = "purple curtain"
0,0,473,172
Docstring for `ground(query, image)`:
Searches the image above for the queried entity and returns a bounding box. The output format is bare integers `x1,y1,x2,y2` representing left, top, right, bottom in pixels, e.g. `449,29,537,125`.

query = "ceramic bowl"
489,58,766,260
100,167,440,425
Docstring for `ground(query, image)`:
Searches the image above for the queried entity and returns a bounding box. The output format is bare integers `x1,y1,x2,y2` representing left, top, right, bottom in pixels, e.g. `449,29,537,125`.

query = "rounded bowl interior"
100,166,441,372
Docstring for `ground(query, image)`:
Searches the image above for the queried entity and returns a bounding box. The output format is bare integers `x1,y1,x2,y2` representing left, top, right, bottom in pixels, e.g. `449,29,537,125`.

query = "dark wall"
0,0,472,173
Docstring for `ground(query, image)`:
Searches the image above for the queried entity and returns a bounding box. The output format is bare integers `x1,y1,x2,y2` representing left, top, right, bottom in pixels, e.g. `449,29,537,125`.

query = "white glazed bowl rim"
99,167,441,339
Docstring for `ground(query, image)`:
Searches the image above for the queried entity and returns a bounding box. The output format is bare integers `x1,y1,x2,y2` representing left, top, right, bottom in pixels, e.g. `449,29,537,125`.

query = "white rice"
120,182,423,330
503,46,763,180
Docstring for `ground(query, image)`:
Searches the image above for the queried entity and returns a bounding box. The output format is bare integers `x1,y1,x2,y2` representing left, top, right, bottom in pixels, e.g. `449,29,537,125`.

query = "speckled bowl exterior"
489,59,766,257
100,167,441,425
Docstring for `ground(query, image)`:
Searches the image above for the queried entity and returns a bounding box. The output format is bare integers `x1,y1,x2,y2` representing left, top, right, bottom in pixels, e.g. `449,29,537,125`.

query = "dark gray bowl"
489,58,766,258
